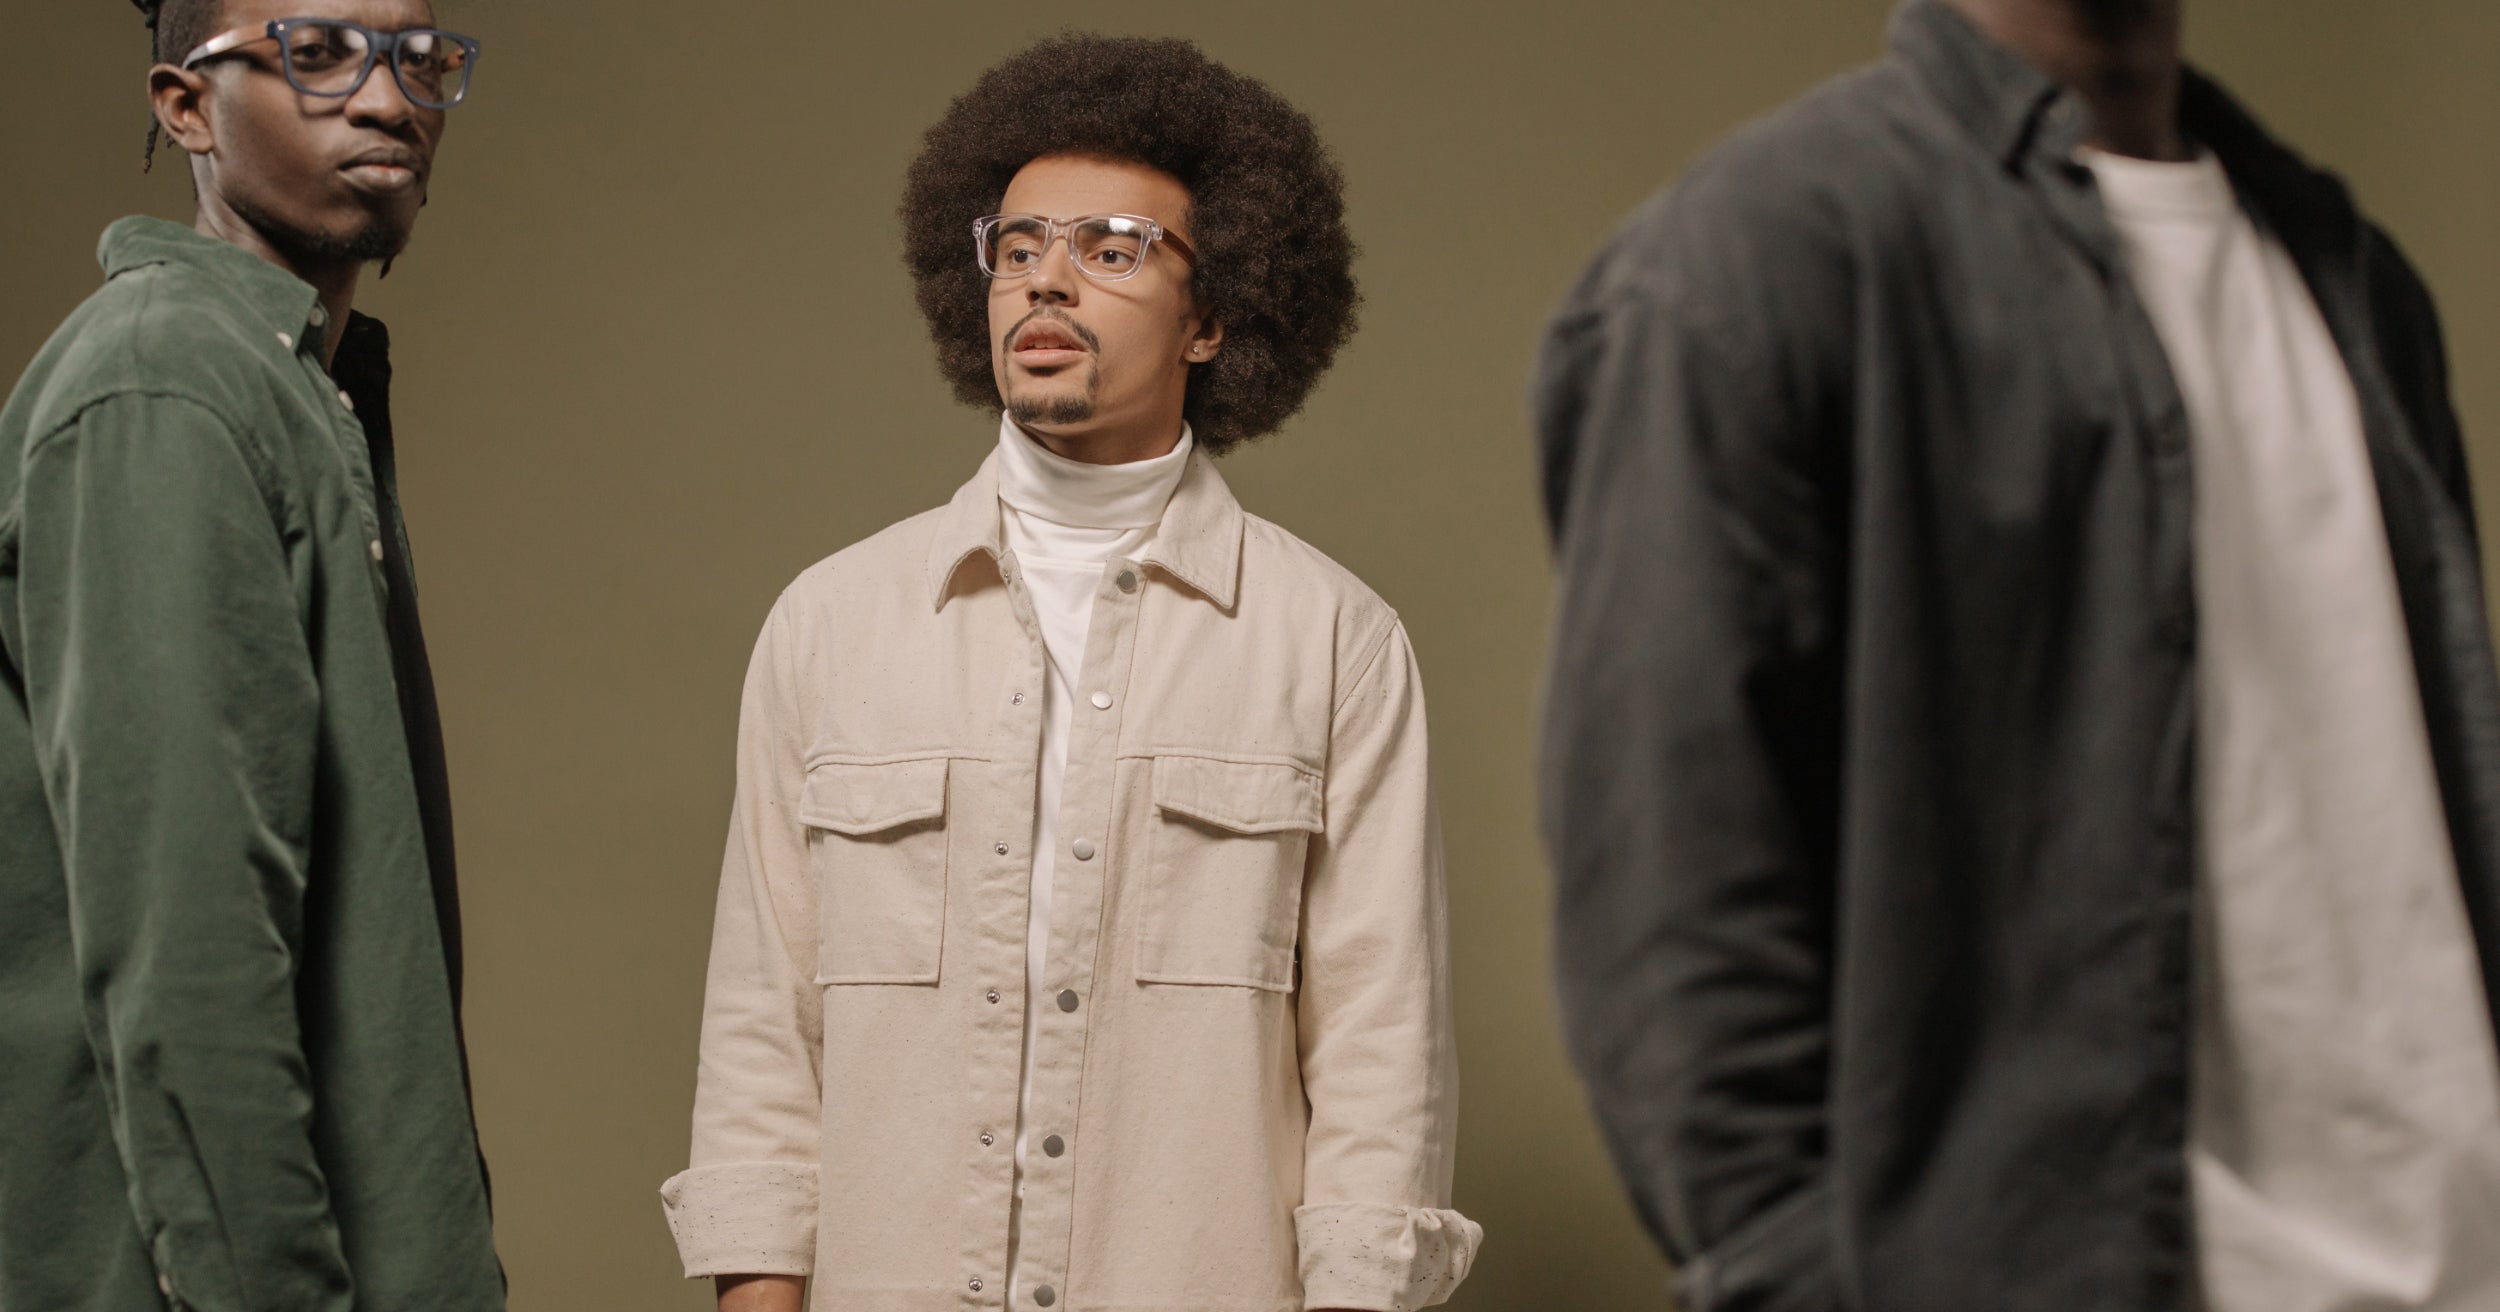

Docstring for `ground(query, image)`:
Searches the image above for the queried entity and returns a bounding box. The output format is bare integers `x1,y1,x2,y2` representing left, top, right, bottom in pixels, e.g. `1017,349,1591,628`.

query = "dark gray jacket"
1533,4,2500,1309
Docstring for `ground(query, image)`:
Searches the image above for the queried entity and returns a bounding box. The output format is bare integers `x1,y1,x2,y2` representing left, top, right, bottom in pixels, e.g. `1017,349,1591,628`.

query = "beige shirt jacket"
662,450,1481,1312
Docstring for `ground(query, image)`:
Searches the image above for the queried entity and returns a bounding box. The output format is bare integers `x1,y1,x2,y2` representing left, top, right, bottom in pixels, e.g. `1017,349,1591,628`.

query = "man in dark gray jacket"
1535,2,2500,1309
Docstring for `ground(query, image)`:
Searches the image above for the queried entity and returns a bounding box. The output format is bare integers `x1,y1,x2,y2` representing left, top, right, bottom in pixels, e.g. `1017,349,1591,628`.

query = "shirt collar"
927,437,1244,612
1887,0,2075,170
993,414,1194,531
1888,0,2331,204
98,215,329,339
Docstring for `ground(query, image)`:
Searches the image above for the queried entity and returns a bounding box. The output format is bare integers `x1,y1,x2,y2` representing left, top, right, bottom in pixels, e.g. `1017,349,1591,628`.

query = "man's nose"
1025,237,1081,303
344,56,420,133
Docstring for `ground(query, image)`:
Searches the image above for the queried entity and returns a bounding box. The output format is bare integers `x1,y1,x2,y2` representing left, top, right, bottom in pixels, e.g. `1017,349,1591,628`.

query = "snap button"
1057,989,1079,1012
1115,569,1137,593
308,303,328,327
986,989,1001,1004
1071,838,1096,861
1089,691,1112,710
995,841,1010,856
1043,1134,1065,1158
970,1277,984,1292
1035,1286,1057,1307
980,1131,995,1146
1012,691,1026,706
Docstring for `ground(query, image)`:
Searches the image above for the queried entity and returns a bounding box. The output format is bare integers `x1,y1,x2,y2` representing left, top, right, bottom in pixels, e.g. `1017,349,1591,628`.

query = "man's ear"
1186,311,1225,363
148,64,218,161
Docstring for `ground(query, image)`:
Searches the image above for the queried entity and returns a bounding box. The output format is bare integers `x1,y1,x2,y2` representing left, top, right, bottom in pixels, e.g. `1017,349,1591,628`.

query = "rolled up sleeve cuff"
659,1161,818,1278
1296,1202,1482,1310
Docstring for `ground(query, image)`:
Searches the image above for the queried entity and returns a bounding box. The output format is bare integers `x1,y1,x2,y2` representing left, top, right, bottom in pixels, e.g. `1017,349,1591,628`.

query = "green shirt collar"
97,215,326,337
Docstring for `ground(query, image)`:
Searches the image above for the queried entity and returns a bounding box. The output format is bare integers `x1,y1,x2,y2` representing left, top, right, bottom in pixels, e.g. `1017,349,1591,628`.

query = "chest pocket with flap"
800,757,948,985
1135,754,1324,992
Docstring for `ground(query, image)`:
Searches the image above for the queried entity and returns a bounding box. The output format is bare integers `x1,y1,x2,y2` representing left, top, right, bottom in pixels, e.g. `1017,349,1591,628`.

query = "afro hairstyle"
899,34,1358,456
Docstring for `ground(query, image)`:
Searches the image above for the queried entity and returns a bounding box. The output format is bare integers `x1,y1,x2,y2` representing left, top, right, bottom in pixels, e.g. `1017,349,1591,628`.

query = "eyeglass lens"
984,217,1154,280
280,22,474,106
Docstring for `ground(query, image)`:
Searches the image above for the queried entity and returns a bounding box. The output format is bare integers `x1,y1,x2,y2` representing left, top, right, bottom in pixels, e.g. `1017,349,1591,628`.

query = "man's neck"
1946,0,2190,160
194,206,364,366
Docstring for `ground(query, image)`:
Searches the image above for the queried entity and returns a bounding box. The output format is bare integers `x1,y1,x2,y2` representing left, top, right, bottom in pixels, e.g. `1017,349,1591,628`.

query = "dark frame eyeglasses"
974,213,1198,284
181,18,482,111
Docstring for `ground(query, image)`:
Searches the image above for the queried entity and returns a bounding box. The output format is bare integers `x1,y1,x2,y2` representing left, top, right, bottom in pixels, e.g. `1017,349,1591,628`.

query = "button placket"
1009,562,1146,1305
962,550,1051,1303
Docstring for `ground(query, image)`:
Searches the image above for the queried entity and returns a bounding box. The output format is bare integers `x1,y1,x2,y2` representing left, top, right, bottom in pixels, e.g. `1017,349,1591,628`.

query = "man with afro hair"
663,33,1480,1312
0,0,499,1309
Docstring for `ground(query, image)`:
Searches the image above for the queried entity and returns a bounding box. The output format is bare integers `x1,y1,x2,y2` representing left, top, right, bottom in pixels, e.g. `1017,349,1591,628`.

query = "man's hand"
717,1273,804,1312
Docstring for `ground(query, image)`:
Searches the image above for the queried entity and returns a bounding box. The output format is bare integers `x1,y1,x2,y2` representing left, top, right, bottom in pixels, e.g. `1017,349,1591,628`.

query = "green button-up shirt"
0,217,501,1311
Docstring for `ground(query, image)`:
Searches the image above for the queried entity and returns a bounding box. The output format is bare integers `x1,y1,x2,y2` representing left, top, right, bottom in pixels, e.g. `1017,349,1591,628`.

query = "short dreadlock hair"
900,34,1359,456
134,0,224,170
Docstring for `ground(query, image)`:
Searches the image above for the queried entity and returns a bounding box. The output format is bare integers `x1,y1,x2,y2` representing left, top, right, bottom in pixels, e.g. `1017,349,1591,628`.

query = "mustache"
1009,308,1101,353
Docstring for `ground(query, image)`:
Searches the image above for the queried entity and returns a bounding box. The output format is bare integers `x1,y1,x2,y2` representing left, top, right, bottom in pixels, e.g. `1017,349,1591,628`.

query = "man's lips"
1013,324,1087,353
339,148,426,192
1011,320,1092,368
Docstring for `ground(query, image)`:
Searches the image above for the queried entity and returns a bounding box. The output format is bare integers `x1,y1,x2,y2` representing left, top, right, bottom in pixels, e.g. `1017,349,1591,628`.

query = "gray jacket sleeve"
1531,165,1853,1312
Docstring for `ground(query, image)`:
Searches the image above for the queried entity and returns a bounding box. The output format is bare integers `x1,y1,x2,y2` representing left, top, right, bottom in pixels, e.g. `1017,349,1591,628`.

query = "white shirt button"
369,540,385,562
308,303,328,327
337,389,355,412
1090,691,1112,710
158,1274,173,1296
276,331,294,351
1071,838,1096,861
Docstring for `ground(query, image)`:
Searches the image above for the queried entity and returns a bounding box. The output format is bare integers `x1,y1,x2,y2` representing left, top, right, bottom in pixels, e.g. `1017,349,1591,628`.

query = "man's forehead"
224,0,439,30
1001,155,1192,231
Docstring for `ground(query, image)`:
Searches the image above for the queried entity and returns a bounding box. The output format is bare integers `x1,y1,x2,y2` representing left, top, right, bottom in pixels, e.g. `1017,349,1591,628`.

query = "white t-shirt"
991,413,1191,1301
2086,145,2500,1312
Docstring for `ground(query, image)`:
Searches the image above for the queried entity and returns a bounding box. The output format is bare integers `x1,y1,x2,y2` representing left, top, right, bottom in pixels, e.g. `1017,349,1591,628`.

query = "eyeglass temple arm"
179,23,277,69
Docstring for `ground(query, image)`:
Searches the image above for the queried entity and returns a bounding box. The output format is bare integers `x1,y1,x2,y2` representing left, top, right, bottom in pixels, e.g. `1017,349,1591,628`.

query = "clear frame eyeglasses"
182,18,482,110
974,213,1198,283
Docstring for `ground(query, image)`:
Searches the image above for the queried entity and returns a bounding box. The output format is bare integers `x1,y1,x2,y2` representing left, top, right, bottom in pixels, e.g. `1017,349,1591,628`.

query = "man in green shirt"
0,2,502,1307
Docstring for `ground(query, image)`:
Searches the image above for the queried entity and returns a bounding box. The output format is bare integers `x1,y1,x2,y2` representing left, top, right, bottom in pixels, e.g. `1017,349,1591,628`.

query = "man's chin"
1007,393,1098,428
240,198,413,268
1005,379,1099,429
326,218,414,265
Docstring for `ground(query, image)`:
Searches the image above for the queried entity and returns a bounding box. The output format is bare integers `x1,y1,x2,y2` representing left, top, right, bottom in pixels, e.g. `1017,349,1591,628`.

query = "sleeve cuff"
1296,1202,1482,1310
659,1161,819,1278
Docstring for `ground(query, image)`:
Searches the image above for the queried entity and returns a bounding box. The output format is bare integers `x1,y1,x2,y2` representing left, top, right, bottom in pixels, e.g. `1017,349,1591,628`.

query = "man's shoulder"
1238,510,1401,655
1575,60,1959,307
5,263,296,453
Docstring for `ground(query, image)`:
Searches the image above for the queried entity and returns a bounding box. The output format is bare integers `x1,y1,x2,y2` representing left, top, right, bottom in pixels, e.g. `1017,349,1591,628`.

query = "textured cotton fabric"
991,414,1191,1303
2086,146,2500,1312
1532,3,2500,1309
664,450,1479,1311
0,218,499,1311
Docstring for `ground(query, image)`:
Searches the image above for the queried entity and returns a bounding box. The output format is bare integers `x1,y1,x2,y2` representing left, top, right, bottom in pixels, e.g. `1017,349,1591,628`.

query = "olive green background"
6,3,2497,1308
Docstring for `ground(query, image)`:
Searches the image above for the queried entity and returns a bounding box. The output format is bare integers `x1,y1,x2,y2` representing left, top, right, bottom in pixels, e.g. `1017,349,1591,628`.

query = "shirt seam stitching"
1331,614,1404,721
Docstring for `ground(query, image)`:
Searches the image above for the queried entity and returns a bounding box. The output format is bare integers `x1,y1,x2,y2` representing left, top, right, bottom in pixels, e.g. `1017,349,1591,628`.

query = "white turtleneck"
994,413,1191,1294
